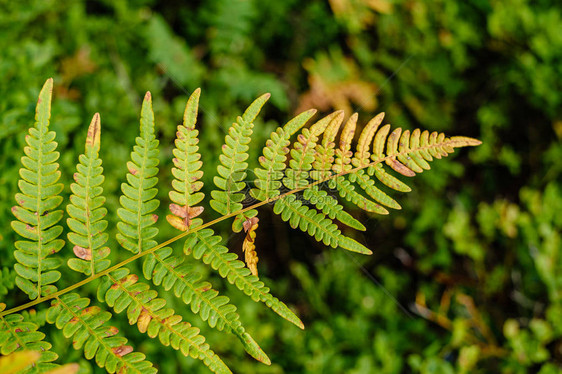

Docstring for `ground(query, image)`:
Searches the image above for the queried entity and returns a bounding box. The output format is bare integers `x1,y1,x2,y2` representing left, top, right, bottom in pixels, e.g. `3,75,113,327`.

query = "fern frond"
273,195,372,254
251,110,316,203
0,303,58,372
98,269,231,374
116,92,160,254
167,88,205,232
66,113,111,276
184,229,305,329
164,90,270,364
333,114,481,215
210,93,270,232
332,176,389,214
46,294,156,374
142,247,270,365
307,112,366,230
4,82,483,374
11,78,64,300
302,186,365,231
311,111,344,181
349,169,401,209
263,112,370,254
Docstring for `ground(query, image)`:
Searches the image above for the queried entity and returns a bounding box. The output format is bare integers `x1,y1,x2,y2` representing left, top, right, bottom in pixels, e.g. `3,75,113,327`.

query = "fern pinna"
1,78,480,373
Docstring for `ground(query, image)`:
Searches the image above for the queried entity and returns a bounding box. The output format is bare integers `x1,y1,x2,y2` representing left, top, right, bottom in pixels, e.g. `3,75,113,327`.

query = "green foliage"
11,79,64,300
0,78,477,373
66,113,110,276
0,0,560,372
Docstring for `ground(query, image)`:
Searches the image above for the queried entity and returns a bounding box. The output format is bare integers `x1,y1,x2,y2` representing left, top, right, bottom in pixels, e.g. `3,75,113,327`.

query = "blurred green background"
1,0,561,373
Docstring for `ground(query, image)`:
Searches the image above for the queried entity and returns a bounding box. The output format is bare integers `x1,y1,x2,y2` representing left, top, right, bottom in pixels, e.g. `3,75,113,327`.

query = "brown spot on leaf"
106,326,119,337
73,245,92,260
127,162,138,175
112,345,133,357
197,284,212,292
386,158,415,177
170,204,187,218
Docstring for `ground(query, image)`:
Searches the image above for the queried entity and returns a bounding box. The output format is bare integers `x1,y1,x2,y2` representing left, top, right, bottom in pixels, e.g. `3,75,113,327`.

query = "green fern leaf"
273,195,372,254
164,90,270,364
331,175,389,214
184,229,305,329
98,269,231,374
210,93,270,232
46,294,156,374
116,92,160,254
143,247,271,365
0,303,58,372
302,186,366,231
262,112,371,253
11,78,63,300
250,109,316,202
66,113,111,276
167,88,205,231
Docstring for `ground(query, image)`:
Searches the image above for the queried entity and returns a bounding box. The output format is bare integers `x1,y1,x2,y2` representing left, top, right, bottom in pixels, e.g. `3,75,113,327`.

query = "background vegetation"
0,0,561,372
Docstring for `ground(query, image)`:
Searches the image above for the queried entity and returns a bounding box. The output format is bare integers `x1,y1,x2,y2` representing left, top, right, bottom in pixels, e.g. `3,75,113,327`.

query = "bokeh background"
1,0,561,373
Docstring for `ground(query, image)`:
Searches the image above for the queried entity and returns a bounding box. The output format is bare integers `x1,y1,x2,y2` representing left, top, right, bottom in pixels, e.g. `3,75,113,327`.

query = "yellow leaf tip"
449,136,482,147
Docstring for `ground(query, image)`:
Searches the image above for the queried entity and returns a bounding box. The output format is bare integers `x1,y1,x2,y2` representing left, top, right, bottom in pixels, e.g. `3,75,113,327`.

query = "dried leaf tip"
449,136,482,147
243,217,260,276
144,91,152,101
85,112,101,153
